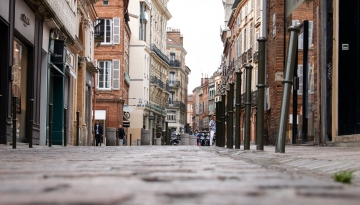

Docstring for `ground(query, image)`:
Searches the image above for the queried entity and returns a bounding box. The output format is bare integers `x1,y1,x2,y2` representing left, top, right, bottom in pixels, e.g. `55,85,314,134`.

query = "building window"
170,52,175,61
102,0,109,6
98,61,112,90
98,18,120,45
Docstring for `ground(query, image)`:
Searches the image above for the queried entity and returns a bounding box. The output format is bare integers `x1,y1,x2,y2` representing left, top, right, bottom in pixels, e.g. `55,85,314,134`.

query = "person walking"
209,115,216,146
93,120,103,146
117,124,126,145
194,129,200,146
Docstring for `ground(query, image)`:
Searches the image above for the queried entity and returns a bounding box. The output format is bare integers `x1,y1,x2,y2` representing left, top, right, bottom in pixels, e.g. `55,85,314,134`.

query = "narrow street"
1,145,359,205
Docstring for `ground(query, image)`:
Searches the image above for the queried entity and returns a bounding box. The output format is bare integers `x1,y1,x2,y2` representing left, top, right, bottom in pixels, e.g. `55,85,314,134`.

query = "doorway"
12,39,28,141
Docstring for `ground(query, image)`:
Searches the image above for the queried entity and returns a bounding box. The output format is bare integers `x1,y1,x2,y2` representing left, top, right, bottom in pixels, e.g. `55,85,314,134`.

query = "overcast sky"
167,0,224,94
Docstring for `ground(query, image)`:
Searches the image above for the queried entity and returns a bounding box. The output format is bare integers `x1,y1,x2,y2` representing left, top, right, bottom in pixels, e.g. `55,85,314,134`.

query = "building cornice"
152,0,172,20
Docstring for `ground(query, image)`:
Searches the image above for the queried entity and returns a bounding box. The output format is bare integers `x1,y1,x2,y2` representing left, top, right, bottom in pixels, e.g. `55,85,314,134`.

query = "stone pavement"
0,145,360,205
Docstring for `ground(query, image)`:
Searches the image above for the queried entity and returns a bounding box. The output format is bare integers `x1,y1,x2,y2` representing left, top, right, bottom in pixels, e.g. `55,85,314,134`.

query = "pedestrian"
93,120,103,146
194,129,200,146
209,115,216,146
117,124,126,145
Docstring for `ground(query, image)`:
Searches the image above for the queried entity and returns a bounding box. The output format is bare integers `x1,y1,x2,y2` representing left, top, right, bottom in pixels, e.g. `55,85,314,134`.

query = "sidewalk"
206,145,360,186
0,145,360,204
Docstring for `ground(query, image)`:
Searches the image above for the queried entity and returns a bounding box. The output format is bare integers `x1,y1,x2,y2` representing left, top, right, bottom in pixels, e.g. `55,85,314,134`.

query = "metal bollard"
49,104,53,147
275,26,300,153
220,94,226,147
227,83,234,149
76,111,79,146
165,121,170,145
64,108,67,146
256,37,267,151
235,71,242,149
215,101,220,147
29,99,34,148
12,96,17,149
244,64,253,150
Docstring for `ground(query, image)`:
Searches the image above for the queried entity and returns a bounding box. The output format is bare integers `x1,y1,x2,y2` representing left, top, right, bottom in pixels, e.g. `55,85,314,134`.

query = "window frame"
97,61,112,90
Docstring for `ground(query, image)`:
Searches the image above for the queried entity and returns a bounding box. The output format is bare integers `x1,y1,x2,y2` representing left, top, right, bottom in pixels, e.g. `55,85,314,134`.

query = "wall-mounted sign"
136,98,145,108
149,116,155,120
21,14,30,27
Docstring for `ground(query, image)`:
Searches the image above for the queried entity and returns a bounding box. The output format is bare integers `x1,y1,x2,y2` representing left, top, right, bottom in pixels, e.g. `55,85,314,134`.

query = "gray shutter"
112,59,120,90
113,18,120,44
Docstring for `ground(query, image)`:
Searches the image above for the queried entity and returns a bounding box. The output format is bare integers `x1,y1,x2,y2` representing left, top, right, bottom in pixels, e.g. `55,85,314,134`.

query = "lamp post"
244,64,253,150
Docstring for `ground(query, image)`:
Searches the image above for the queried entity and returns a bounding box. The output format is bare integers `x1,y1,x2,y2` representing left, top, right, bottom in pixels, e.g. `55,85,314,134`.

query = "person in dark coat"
93,120,103,146
117,124,126,145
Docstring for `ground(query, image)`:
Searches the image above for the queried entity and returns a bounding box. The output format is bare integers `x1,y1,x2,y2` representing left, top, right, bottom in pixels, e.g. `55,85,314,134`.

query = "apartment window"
139,2,148,41
257,0,261,19
170,52,175,61
97,60,120,90
170,72,175,84
98,61,111,89
99,18,120,45
254,32,259,51
102,0,109,5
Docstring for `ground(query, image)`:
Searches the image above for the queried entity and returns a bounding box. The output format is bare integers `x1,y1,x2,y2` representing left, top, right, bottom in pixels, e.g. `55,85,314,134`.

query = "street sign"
123,104,133,112
149,116,155,120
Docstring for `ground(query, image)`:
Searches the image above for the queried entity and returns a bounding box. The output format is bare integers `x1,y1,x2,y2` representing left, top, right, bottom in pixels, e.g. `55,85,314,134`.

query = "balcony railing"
166,101,186,110
150,76,158,84
254,51,259,63
167,80,180,87
151,44,170,65
247,48,252,61
145,103,166,114
242,52,247,64
251,90,258,104
169,60,181,67
158,80,164,88
165,82,170,92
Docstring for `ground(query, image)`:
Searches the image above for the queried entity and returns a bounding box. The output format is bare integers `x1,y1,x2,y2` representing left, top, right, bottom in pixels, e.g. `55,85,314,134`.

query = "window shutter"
113,18,120,44
112,59,120,90
298,33,304,50
308,21,313,48
298,64,303,95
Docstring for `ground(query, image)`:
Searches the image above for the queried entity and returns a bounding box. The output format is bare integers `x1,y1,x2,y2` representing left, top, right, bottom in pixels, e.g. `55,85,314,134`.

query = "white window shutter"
298,64,303,95
298,33,304,50
308,21,313,48
112,59,120,90
113,18,120,44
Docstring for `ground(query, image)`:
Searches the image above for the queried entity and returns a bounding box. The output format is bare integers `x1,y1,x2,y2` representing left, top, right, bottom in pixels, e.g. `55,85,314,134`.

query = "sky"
167,0,224,94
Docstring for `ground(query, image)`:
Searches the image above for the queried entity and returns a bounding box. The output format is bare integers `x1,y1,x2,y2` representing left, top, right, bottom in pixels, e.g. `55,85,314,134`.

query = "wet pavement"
0,145,359,205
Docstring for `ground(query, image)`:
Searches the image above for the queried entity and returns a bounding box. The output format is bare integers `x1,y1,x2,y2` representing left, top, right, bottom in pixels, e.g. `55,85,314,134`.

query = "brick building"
93,0,130,143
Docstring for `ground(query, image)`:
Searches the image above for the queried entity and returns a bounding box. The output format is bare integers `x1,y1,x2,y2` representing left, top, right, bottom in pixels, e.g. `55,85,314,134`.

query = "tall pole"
215,101,219,146
256,38,267,150
244,64,253,150
76,111,79,146
235,71,242,149
49,104,53,147
275,26,300,153
64,108,67,146
227,83,234,149
221,94,226,147
29,99,34,148
165,121,169,145
12,96,17,149
302,20,309,143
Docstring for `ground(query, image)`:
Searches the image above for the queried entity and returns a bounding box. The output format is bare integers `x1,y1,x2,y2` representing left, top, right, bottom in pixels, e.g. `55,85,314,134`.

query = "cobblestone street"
1,145,360,205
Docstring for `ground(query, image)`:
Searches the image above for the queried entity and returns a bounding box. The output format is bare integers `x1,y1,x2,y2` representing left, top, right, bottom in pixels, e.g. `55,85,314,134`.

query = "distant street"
0,145,360,205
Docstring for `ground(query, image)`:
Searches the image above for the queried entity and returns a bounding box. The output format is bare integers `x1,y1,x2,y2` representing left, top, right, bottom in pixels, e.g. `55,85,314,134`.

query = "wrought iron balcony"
251,90,258,104
151,44,170,65
242,53,247,64
169,60,181,67
158,80,164,89
150,76,158,84
167,101,180,108
254,51,259,63
247,48,252,61
167,80,180,87
165,82,170,92
145,103,166,114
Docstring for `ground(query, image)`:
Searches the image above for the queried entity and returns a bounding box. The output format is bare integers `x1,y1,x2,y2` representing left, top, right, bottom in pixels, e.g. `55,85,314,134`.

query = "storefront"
0,0,43,144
